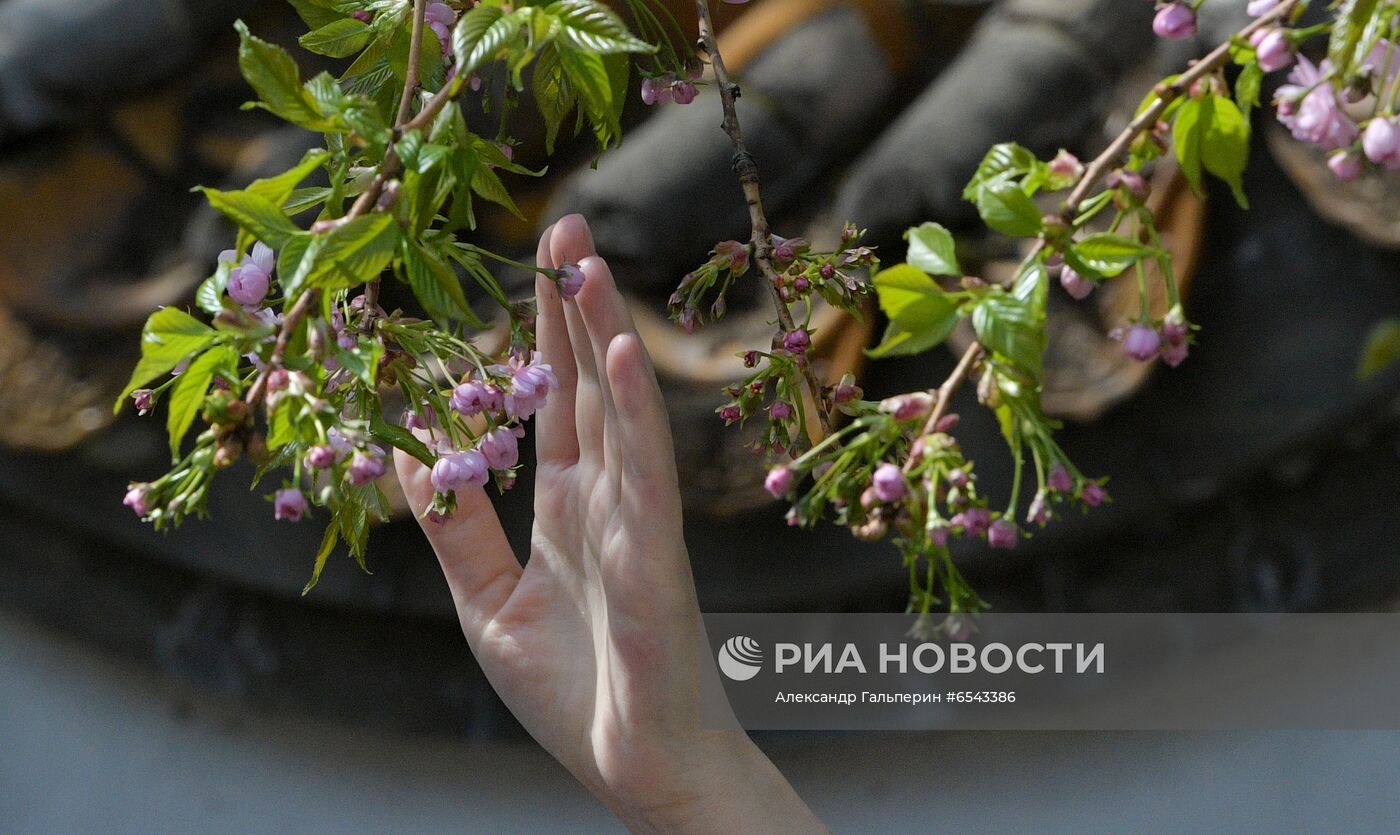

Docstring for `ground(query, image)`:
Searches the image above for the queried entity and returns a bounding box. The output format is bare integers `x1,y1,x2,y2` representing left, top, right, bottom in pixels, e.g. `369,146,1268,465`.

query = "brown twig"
250,0,450,407
909,0,1300,446
694,0,832,438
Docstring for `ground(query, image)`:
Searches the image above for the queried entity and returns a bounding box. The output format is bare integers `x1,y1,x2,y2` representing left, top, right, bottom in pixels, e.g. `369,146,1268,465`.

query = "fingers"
394,448,521,645
532,223,580,464
547,215,610,463
605,332,680,500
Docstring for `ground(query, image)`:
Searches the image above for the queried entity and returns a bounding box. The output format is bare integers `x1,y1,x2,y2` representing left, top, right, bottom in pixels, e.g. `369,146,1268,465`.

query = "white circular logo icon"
717,635,763,681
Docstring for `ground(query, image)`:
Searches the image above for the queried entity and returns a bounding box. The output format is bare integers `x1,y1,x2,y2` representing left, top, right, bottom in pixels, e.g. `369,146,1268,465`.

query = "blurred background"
3,0,1400,830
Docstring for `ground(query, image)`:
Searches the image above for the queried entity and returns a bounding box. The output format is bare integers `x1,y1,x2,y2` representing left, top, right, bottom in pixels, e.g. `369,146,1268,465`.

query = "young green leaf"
868,263,962,358
1173,96,1204,194
280,214,400,294
401,238,483,326
1071,233,1155,278
116,308,217,410
302,522,340,595
246,149,331,207
1358,318,1400,379
547,0,653,54
453,5,521,76
370,410,435,467
234,21,337,131
300,18,373,58
974,178,1044,238
971,290,1044,379
199,187,301,250
165,346,234,460
963,143,1039,201
532,43,575,153
1201,94,1250,209
905,222,961,277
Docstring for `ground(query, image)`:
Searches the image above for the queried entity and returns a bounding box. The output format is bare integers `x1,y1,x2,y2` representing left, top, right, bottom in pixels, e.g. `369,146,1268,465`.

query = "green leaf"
1330,0,1381,78
370,410,435,467
452,5,521,76
868,264,961,359
532,44,575,153
963,143,1039,201
974,177,1044,238
300,18,373,58
401,238,483,325
286,0,345,29
266,397,298,449
557,45,618,147
199,187,301,250
234,20,336,131
116,308,216,410
1358,318,1400,379
1173,96,1204,195
1201,94,1250,209
246,149,330,207
971,290,1044,379
546,0,652,54
1072,233,1155,278
469,162,525,219
302,522,340,595
166,346,233,460
279,214,399,294
195,259,234,317
1235,61,1263,118
904,222,961,277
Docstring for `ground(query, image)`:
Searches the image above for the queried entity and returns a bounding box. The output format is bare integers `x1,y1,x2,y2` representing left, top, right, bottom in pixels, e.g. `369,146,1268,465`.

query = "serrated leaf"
302,523,340,595
1236,61,1263,118
868,263,961,358
195,259,234,317
280,214,399,294
1201,94,1250,209
401,238,483,326
452,5,520,76
963,143,1038,201
246,150,330,210
116,308,217,410
974,177,1043,238
1072,233,1154,278
235,20,337,131
286,0,345,29
904,222,960,277
971,290,1044,380
200,187,301,250
301,18,373,57
557,45,618,147
370,409,435,467
533,43,574,153
266,397,298,450
1358,318,1400,379
166,346,233,460
546,0,652,54
469,163,525,219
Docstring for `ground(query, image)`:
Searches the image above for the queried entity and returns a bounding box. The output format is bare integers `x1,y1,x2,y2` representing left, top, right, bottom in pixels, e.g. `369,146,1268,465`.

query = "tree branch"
694,0,832,438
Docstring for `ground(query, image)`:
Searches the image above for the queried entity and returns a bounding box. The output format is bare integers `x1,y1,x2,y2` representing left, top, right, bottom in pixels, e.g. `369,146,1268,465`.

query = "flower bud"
478,427,520,470
1048,150,1084,180
1048,464,1073,493
769,400,794,420
1122,322,1162,362
671,81,698,105
347,446,387,486
1059,264,1094,300
451,380,502,416
1153,2,1196,40
742,350,760,368
951,506,990,536
123,485,152,517
274,488,309,522
1363,117,1400,168
557,263,586,298
432,450,488,493
718,404,741,424
832,373,861,404
677,306,699,334
782,328,810,355
352,10,373,22
305,444,337,470
1081,482,1109,507
1252,28,1294,73
872,463,907,503
879,392,933,422
764,465,794,498
1107,168,1150,202
132,389,155,413
1328,149,1364,181
987,518,1019,549
934,413,960,433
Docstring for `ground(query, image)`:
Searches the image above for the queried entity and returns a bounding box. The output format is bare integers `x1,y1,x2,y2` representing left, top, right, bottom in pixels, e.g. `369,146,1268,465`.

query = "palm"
395,215,705,810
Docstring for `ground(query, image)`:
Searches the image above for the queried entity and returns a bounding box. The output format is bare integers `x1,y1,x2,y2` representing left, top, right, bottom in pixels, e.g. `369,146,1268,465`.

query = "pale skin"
394,215,827,833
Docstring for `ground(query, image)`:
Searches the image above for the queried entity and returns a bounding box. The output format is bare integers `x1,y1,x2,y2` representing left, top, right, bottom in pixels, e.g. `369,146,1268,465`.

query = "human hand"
395,214,825,833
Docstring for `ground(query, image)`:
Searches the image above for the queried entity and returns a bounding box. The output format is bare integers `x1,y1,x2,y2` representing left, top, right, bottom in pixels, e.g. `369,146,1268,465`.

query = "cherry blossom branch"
907,0,1301,450
1063,0,1299,211
694,0,833,438
250,0,445,408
